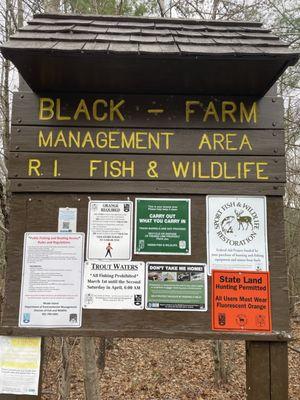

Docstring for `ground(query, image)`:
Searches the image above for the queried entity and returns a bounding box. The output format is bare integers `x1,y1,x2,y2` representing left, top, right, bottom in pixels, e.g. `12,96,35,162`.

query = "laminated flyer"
0,336,41,395
58,207,77,232
135,198,191,255
207,195,268,273
19,233,84,328
87,200,133,260
83,261,145,310
145,262,207,311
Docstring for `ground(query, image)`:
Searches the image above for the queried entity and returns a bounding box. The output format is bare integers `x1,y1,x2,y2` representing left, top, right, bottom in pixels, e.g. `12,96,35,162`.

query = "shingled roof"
1,13,299,95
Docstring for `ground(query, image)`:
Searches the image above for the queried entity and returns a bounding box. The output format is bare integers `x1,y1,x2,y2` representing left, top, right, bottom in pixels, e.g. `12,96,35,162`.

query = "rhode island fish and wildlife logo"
213,200,260,246
207,196,268,272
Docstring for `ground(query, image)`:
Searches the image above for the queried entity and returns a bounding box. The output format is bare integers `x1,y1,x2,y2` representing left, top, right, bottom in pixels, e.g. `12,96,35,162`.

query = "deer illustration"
234,209,253,231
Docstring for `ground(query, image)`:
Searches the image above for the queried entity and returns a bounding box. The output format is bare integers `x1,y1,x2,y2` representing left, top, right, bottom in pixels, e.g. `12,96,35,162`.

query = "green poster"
146,263,207,311
135,198,191,255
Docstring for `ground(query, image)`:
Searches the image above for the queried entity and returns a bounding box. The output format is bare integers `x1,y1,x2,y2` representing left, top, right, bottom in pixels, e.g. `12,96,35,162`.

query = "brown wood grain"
10,126,285,156
12,92,284,129
270,342,288,400
1,194,289,340
9,153,285,183
246,342,271,400
10,179,285,195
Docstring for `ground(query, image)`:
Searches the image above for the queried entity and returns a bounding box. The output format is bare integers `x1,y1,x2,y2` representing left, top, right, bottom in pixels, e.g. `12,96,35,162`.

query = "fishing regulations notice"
207,196,268,273
146,262,207,311
212,270,271,332
83,261,145,309
135,198,191,255
19,233,84,328
87,200,132,260
0,336,41,395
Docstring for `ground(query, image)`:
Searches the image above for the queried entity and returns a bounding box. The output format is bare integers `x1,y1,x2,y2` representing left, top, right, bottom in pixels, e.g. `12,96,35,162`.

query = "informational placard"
212,270,271,332
146,262,207,311
19,233,84,328
87,200,132,260
135,198,191,255
58,207,77,232
207,196,268,273
0,336,41,395
83,261,145,310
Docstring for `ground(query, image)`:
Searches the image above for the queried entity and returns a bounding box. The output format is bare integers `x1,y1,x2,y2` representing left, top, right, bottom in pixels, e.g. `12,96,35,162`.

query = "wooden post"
246,341,288,400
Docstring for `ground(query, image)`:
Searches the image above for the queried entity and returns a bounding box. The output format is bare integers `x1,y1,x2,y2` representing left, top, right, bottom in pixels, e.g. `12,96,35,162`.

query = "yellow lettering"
213,133,226,150
203,102,219,122
82,131,95,148
256,162,269,180
92,99,108,121
122,132,135,149
53,159,60,177
185,101,200,122
240,134,252,151
89,160,102,177
28,159,41,176
222,101,237,123
54,130,68,147
240,102,257,123
55,99,71,120
68,130,81,148
74,99,91,120
38,130,53,147
110,100,125,121
198,134,212,150
172,161,190,178
226,133,237,151
39,98,54,120
162,132,174,150
211,162,223,178
243,162,255,178
224,162,236,179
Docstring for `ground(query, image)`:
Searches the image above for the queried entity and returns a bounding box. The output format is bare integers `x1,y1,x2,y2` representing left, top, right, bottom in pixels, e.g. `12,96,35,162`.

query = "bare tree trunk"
212,0,220,20
98,338,106,370
157,0,166,17
17,0,23,28
59,338,71,400
212,340,227,384
81,337,99,400
44,0,60,13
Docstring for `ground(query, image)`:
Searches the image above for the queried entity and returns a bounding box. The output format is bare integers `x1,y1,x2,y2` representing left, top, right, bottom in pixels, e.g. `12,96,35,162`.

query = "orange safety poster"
212,270,272,332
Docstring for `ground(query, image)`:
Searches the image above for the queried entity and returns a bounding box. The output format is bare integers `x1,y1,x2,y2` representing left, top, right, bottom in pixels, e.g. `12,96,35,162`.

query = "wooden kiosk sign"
1,13,299,399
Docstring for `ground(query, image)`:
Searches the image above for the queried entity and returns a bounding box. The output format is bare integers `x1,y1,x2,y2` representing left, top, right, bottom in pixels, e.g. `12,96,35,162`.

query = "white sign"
58,207,77,232
83,261,145,310
19,233,84,327
0,336,41,395
87,201,133,261
207,196,268,273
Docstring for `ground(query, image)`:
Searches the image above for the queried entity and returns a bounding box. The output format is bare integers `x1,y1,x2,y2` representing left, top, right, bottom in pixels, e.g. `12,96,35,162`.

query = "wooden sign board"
1,91,289,340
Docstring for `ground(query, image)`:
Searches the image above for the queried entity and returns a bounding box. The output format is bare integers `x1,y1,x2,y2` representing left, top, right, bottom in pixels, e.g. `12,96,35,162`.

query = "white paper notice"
0,336,41,395
207,196,268,273
87,201,133,261
58,208,77,232
19,233,85,327
83,261,145,310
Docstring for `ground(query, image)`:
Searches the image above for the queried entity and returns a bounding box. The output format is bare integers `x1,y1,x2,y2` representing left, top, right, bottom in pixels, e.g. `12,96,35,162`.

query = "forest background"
0,1,299,399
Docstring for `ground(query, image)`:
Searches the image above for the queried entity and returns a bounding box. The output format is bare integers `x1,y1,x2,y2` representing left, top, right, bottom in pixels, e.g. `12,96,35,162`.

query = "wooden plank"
270,342,288,400
246,342,271,400
2,195,290,339
9,180,285,195
10,126,285,156
0,326,290,340
11,92,284,129
9,153,285,182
